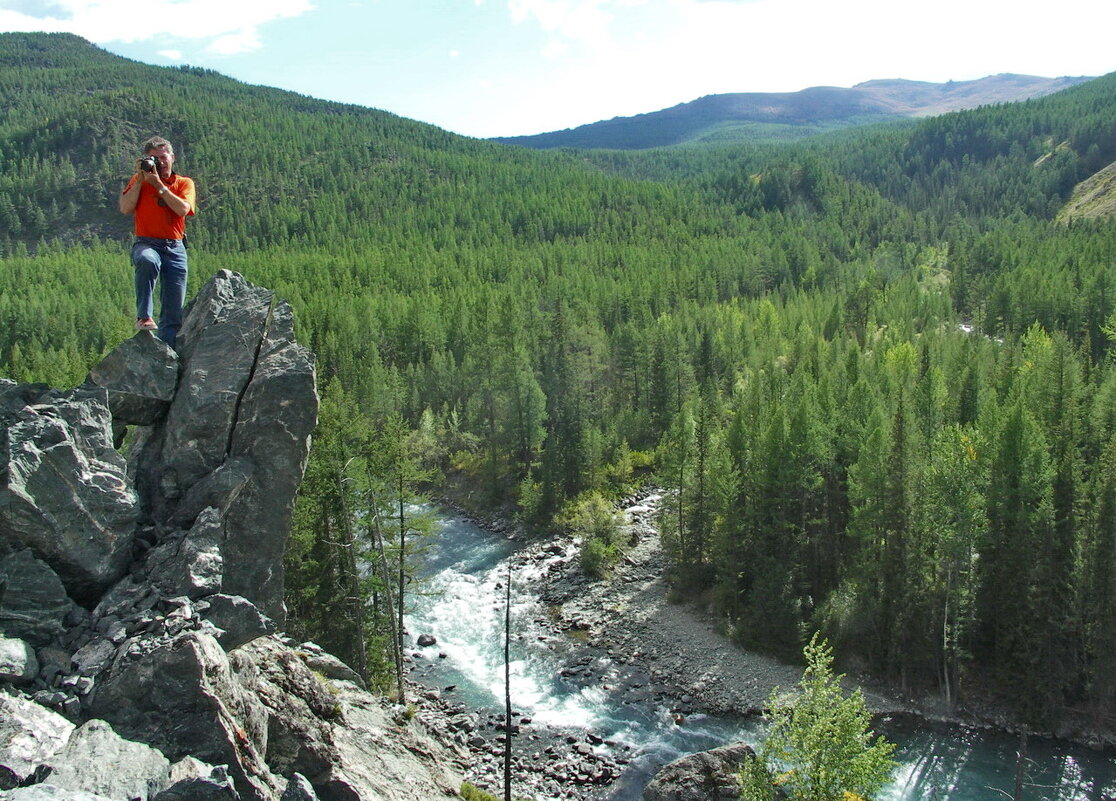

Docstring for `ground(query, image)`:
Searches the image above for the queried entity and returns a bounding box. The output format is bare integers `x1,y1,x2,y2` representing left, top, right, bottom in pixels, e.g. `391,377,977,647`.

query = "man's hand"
141,168,164,190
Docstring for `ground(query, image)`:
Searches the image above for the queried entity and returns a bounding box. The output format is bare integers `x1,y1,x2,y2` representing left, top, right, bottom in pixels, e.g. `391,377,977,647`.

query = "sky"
1,0,1114,139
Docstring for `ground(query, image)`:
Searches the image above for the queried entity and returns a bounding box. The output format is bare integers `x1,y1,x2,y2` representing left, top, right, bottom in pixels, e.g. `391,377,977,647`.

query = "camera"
140,155,158,173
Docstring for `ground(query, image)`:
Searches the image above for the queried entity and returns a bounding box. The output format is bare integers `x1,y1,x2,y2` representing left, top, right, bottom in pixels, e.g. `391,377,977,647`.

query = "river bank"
407,492,1116,800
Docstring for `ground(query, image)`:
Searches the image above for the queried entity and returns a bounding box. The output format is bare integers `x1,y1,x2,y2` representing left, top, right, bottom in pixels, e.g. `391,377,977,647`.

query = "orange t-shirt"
123,173,196,240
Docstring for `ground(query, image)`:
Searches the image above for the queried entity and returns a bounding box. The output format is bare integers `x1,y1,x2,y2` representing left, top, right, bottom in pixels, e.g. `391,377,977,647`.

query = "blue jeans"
132,237,188,349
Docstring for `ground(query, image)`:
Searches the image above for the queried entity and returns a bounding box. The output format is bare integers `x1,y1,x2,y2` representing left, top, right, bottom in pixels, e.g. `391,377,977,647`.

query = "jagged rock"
69,638,115,678
0,694,74,790
0,637,39,684
149,271,280,495
279,773,317,801
641,742,755,801
86,631,279,801
130,270,317,624
91,574,159,623
43,719,170,800
219,299,316,625
231,637,338,783
145,508,224,600
203,594,274,652
83,334,179,426
230,636,467,800
170,458,253,529
315,680,465,801
0,550,74,646
0,274,463,801
294,642,365,689
0,387,138,601
152,757,240,801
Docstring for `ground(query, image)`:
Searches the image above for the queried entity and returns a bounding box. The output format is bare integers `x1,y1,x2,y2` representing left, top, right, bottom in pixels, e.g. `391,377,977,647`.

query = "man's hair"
142,136,173,154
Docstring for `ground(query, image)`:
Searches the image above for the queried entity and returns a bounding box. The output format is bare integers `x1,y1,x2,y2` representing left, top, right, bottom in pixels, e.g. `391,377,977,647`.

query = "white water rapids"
404,508,1116,801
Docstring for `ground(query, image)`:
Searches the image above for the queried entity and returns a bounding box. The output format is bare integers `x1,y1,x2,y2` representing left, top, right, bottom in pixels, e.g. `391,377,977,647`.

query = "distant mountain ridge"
493,74,1094,150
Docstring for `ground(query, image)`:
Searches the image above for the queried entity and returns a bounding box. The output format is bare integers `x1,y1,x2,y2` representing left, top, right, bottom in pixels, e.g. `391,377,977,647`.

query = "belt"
135,237,184,246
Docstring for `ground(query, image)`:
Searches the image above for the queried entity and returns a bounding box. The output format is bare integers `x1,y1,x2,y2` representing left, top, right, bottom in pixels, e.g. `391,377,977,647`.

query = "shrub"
740,634,897,801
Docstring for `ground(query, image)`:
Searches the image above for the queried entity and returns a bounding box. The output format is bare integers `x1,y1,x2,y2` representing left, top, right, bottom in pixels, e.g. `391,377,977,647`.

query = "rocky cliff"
0,271,464,801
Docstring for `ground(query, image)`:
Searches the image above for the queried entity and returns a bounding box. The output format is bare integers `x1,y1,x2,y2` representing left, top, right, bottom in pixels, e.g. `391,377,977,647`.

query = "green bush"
557,492,625,577
579,536,618,579
740,634,897,801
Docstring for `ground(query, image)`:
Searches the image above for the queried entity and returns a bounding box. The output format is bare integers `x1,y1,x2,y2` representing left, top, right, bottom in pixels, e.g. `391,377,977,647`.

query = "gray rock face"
231,638,338,783
131,270,317,624
83,335,179,427
221,310,317,625
86,631,278,801
203,594,275,652
317,679,465,801
145,508,225,600
170,458,253,529
0,550,73,646
0,388,138,601
0,272,465,801
44,719,170,800
279,773,317,801
641,742,755,801
0,636,38,683
0,785,118,800
233,638,464,801
0,695,74,790
153,758,240,801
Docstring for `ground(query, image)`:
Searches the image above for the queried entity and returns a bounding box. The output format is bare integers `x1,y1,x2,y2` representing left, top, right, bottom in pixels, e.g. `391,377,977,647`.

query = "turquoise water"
406,510,1116,801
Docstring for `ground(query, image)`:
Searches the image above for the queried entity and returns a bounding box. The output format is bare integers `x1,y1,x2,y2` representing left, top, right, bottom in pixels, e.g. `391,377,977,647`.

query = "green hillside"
4,33,1116,731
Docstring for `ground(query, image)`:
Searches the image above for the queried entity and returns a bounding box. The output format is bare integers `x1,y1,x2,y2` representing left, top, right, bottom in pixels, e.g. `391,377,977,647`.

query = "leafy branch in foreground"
741,634,897,801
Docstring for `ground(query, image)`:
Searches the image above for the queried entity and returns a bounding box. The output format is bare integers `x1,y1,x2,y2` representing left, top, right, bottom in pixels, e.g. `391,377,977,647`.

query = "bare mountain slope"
1058,160,1116,223
495,73,1093,150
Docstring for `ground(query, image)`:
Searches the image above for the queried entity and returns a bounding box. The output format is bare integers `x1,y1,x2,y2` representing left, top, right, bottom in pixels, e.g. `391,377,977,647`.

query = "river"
405,508,1116,801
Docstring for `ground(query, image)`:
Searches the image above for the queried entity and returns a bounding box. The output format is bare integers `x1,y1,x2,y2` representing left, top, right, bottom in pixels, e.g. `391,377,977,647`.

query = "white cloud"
0,0,316,55
507,0,623,51
483,0,1116,137
157,48,182,60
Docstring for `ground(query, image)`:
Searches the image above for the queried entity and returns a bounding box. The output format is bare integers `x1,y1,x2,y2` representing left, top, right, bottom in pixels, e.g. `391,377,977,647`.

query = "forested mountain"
4,32,1116,733
492,74,1092,150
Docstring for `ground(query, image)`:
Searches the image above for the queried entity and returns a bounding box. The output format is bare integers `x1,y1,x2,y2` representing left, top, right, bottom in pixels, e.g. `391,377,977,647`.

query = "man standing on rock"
119,136,196,349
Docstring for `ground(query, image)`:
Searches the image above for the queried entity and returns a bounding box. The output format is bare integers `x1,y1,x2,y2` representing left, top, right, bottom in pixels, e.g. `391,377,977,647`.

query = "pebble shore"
405,492,905,800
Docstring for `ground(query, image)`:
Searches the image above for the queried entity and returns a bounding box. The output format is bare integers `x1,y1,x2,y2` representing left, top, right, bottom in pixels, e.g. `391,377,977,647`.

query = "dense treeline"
3,33,1116,726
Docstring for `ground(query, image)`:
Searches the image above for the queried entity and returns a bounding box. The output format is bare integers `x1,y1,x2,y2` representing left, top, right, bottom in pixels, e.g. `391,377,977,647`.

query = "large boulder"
316,679,465,801
86,631,279,801
83,334,179,427
642,742,756,801
42,719,170,800
0,636,38,683
144,507,225,600
202,593,275,652
0,694,74,790
0,387,138,601
220,300,316,625
232,637,464,801
0,550,74,646
130,270,317,624
231,637,339,784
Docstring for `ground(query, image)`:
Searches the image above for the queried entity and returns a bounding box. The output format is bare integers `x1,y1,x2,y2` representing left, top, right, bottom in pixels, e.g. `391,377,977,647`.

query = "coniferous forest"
3,32,1116,731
